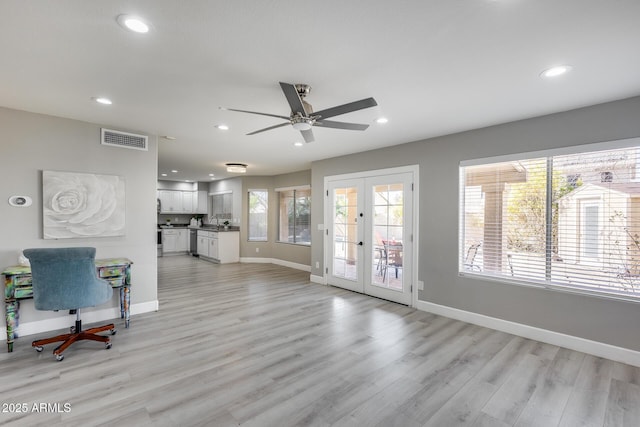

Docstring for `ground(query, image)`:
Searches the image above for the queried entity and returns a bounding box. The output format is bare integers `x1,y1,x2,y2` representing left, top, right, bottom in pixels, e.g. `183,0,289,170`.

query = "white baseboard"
0,300,159,341
240,257,311,272
240,257,271,264
310,274,326,285
416,300,640,368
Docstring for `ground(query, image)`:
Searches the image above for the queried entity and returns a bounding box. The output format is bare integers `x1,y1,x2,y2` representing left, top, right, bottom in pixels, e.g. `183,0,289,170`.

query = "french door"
326,169,414,305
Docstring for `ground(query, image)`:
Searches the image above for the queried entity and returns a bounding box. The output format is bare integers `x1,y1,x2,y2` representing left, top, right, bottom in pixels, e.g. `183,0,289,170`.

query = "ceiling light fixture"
376,117,388,124
226,163,247,173
93,97,112,105
540,65,572,78
293,142,304,147
117,14,150,34
161,173,167,177
216,124,229,130
171,170,178,173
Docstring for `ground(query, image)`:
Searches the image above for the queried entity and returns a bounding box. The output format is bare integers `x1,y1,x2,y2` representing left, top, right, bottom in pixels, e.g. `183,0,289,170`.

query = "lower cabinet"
197,233,209,257
197,230,239,263
162,228,188,254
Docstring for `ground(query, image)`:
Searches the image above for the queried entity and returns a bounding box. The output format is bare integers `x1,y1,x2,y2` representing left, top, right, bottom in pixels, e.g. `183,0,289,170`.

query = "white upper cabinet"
196,190,208,214
158,190,204,214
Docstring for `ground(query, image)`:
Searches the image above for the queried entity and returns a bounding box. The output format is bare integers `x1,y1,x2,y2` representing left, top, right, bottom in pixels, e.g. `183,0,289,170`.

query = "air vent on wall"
101,128,148,151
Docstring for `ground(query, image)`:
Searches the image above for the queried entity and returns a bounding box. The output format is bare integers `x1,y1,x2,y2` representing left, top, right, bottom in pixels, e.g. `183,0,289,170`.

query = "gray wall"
0,107,158,326
311,96,640,352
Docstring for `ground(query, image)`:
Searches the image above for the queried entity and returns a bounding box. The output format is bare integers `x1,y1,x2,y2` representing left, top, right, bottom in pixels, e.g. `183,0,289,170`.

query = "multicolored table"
2,257,132,352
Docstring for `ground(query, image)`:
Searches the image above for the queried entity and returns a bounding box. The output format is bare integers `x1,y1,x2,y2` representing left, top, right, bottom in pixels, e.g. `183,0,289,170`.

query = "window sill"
458,270,640,304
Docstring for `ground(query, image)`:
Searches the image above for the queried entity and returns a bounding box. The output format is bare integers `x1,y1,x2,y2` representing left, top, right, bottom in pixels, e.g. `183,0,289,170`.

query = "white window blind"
460,142,640,302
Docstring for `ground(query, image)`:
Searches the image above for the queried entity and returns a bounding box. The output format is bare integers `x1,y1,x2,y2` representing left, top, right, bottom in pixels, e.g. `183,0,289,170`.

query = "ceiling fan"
221,82,378,143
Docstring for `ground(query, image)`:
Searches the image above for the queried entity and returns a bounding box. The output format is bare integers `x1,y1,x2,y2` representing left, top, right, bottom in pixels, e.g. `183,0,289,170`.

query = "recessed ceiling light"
226,163,247,173
93,97,112,105
293,142,304,147
117,14,150,34
209,173,215,177
171,170,178,173
376,117,389,124
161,173,167,177
162,136,176,140
540,65,572,78
216,124,229,131
185,180,191,183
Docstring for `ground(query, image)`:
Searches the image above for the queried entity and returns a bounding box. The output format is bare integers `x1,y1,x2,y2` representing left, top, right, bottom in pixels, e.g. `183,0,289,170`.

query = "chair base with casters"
23,247,117,362
32,311,116,362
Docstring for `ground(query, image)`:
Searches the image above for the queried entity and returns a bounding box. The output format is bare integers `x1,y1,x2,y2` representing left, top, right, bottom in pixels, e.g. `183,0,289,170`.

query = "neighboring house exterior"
557,181,640,275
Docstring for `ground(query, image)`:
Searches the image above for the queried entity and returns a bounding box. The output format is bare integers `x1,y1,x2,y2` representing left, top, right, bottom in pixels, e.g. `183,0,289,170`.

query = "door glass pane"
372,184,404,290
333,186,358,281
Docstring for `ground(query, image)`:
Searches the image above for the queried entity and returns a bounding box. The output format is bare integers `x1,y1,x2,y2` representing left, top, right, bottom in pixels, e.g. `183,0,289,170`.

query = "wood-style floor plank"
0,255,639,426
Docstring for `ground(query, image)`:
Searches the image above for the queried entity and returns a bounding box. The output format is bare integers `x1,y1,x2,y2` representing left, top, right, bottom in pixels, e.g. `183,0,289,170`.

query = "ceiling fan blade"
312,97,377,120
315,120,369,131
301,128,315,143
222,107,290,121
247,122,290,135
279,82,307,116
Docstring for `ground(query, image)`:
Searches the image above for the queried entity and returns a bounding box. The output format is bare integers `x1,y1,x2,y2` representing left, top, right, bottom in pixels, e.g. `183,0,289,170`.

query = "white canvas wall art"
43,170,126,239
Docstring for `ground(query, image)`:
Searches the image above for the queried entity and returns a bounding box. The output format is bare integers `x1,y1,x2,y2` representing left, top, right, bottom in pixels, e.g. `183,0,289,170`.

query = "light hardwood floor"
1,255,639,426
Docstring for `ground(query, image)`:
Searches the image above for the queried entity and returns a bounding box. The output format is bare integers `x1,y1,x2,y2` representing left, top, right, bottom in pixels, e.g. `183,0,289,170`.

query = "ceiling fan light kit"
223,82,378,143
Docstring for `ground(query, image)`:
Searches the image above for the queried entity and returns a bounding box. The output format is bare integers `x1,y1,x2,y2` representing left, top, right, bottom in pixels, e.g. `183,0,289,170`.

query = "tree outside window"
248,190,268,241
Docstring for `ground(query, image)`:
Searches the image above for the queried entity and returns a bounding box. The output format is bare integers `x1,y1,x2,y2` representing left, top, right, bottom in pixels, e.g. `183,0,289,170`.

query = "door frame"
323,165,420,307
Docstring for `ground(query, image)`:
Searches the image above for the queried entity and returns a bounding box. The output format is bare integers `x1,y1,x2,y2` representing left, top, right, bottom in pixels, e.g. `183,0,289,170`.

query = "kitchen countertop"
195,226,240,232
159,224,239,231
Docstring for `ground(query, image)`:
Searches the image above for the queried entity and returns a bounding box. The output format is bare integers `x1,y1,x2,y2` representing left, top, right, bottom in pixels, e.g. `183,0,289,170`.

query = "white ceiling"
2,1,639,182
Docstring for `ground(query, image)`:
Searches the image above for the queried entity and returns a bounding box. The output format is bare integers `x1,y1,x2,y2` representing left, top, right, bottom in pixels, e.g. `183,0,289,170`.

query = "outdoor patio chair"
464,243,482,271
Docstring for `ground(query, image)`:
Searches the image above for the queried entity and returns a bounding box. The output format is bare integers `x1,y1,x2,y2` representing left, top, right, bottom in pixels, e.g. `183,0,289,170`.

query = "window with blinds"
459,139,640,302
276,187,311,245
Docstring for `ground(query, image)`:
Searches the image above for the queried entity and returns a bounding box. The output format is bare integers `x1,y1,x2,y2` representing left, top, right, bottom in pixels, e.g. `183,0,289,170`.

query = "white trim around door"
324,165,419,307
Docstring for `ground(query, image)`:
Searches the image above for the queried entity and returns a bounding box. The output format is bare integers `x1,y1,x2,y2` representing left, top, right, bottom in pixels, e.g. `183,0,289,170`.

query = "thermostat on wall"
8,196,32,207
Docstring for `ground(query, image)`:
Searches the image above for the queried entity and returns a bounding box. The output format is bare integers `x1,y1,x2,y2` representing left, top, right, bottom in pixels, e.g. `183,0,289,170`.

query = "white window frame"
459,136,640,303
248,189,268,242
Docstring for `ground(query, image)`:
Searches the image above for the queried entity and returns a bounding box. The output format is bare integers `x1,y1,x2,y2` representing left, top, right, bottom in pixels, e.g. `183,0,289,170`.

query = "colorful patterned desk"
2,257,132,353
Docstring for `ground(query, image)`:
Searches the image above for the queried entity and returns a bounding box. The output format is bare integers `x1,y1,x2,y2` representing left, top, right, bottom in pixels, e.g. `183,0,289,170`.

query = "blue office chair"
23,247,116,361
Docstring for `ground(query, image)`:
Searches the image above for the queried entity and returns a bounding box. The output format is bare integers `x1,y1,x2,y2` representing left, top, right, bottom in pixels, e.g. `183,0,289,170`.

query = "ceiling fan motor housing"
295,84,314,114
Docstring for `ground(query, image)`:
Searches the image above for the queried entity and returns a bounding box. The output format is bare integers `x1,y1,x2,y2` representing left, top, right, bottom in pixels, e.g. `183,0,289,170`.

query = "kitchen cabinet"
196,190,208,214
197,230,239,263
158,190,200,214
158,190,180,213
197,231,210,257
162,228,188,254
182,191,194,213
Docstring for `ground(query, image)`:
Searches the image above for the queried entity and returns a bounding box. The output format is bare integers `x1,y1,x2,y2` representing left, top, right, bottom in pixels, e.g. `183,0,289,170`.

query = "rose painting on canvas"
43,170,125,239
